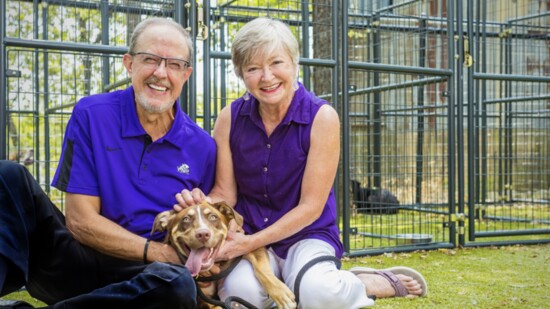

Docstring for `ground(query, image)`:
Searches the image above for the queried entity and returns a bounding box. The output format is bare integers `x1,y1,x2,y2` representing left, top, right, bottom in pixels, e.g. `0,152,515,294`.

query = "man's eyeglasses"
131,52,190,72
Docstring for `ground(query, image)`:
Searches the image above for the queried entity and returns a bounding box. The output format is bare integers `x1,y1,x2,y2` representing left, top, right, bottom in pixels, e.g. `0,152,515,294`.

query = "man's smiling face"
123,24,192,114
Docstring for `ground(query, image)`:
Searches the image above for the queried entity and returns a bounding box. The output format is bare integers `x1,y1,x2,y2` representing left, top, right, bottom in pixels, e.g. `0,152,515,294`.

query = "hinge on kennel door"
185,1,208,40
451,213,466,235
451,213,465,222
463,37,473,67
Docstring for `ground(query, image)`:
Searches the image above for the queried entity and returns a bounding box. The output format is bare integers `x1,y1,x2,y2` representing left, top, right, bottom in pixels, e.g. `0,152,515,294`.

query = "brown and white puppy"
152,201,296,309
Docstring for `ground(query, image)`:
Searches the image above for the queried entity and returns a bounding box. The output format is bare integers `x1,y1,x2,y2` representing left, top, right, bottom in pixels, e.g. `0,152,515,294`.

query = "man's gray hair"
128,17,193,63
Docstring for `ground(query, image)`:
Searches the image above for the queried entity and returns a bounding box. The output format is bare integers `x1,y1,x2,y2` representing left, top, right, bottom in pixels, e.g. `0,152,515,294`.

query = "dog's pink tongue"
185,247,210,276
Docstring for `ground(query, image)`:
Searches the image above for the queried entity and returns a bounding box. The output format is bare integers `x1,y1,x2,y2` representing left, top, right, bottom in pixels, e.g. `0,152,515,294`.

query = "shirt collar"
120,86,185,148
240,82,312,127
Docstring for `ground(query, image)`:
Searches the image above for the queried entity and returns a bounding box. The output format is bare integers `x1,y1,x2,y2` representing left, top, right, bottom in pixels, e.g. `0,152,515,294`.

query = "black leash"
195,283,258,309
293,255,342,304
195,256,243,283
193,256,259,309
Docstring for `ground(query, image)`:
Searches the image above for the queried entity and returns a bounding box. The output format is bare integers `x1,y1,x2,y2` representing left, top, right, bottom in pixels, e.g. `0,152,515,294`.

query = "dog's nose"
195,228,211,242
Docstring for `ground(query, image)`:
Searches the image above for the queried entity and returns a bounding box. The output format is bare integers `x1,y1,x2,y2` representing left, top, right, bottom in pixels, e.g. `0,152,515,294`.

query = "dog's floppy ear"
212,201,244,227
151,210,177,235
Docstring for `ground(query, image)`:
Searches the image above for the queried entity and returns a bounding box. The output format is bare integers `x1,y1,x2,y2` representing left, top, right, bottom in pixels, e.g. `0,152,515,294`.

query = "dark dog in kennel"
351,179,399,214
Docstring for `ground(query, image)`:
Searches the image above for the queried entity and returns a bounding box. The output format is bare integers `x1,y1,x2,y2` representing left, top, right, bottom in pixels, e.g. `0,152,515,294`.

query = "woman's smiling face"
241,46,297,107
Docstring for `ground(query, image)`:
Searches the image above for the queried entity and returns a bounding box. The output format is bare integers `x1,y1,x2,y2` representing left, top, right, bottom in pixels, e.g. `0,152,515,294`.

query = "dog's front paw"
268,281,296,309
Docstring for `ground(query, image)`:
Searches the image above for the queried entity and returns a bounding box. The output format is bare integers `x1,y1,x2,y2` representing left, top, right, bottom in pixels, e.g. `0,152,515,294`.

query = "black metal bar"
480,0,488,206
174,0,183,22
456,0,466,247
341,0,351,255
504,23,513,205
463,239,550,248
466,0,476,242
32,0,41,183
100,0,110,91
177,1,188,115
294,58,337,67
349,61,453,76
372,13,381,190
497,24,505,214
447,0,457,248
208,51,231,59
301,1,310,89
104,77,131,93
202,0,212,133
347,243,455,258
4,37,128,54
475,73,550,82
366,16,373,190
374,0,422,15
210,50,337,67
219,7,228,111
484,95,550,104
415,15,427,206
211,5,301,16
378,103,450,113
331,0,338,108
383,112,449,118
0,0,5,159
38,0,173,16
331,0,339,225
475,230,550,238
41,2,50,192
508,11,550,23
348,76,448,96
477,215,550,225
506,109,550,116
474,0,482,207
187,0,197,121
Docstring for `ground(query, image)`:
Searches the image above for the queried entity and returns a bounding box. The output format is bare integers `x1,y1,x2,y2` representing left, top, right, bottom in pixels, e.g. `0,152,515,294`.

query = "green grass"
3,244,549,308
343,243,550,308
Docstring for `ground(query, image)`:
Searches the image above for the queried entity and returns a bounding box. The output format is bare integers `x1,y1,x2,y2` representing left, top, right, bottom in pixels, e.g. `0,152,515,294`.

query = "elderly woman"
177,17,427,308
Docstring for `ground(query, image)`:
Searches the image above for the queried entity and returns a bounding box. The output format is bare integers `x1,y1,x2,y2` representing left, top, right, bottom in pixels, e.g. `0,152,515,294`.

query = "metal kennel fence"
2,0,549,257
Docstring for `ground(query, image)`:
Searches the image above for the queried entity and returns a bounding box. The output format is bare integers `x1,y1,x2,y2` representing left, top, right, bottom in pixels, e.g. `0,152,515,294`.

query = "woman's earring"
243,91,250,101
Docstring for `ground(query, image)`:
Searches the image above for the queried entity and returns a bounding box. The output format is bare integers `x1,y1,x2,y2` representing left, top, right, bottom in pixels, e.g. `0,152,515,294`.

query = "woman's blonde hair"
231,17,300,79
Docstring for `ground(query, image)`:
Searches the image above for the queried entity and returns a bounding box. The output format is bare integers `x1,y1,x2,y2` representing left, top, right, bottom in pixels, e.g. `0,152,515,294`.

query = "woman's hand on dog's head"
174,188,210,212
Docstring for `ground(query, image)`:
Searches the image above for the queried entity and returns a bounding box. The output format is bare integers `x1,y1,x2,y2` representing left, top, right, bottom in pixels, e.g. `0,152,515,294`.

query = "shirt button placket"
264,143,271,174
263,141,270,203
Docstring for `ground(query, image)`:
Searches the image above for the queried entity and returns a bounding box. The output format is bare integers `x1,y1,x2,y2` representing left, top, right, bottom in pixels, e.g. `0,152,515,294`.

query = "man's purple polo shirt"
52,86,216,240
229,82,343,259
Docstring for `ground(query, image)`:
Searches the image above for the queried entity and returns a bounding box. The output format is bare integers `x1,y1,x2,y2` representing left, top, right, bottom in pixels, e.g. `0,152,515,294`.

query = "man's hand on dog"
146,241,182,264
174,188,210,211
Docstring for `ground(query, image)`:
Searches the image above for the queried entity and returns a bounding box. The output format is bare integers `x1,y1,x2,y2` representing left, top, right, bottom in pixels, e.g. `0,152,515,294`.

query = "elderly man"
0,17,215,308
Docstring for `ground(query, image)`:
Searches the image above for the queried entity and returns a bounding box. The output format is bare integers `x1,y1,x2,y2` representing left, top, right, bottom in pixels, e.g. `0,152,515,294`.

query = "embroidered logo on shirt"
106,146,121,152
177,163,190,175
